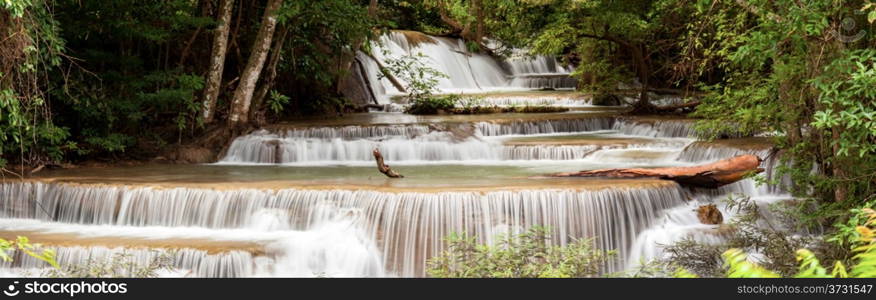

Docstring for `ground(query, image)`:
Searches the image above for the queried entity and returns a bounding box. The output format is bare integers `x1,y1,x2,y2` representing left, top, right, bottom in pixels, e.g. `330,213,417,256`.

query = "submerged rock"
697,204,723,225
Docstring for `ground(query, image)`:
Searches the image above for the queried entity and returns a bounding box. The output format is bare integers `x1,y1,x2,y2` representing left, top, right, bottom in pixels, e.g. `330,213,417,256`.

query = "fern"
850,209,876,277
793,249,830,278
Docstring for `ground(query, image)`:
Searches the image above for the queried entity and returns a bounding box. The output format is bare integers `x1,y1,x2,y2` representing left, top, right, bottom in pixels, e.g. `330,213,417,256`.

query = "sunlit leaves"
722,249,781,278
0,236,59,269
1,0,32,18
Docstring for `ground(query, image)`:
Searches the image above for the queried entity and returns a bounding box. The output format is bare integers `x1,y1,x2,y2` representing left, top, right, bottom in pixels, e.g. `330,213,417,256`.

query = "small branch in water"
373,148,403,178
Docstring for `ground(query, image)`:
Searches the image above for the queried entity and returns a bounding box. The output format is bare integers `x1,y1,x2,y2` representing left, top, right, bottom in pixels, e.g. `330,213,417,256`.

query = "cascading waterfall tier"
612,119,698,138
474,117,615,136
219,116,703,164
359,31,576,104
473,94,592,107
0,181,686,276
221,117,627,164
1,246,254,277
265,125,431,140
677,140,789,195
625,141,797,270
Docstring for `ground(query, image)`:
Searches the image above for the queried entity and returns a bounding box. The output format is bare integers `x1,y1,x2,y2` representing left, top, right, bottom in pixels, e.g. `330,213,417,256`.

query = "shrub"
675,206,876,278
405,94,459,115
427,227,614,278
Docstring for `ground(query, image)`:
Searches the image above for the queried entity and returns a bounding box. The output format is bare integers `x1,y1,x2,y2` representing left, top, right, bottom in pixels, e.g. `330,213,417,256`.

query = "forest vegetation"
2,0,876,278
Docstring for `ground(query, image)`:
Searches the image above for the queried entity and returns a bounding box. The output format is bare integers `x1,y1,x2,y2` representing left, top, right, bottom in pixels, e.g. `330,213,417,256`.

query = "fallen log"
373,148,404,178
550,154,764,188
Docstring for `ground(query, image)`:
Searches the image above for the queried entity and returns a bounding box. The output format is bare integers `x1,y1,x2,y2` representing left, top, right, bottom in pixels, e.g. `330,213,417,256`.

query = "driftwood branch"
550,154,764,188
373,148,403,178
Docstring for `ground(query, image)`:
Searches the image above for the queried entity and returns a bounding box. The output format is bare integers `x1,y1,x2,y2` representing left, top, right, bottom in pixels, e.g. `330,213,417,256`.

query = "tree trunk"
368,0,378,16
550,154,764,188
228,0,283,126
250,25,288,122
201,0,235,124
473,0,484,44
178,26,203,67
832,127,848,202
334,0,377,94
629,43,653,112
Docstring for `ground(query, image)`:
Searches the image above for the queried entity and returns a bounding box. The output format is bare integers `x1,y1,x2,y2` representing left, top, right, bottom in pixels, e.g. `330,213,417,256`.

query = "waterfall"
220,117,623,164
624,142,796,271
270,125,432,140
0,181,686,276
677,141,771,163
223,131,503,164
612,119,698,138
474,117,615,136
360,31,575,104
0,220,387,278
472,95,592,107
505,55,577,90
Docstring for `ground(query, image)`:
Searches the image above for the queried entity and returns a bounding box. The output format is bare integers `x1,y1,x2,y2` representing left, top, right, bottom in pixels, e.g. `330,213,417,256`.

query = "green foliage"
850,208,876,277
0,236,59,269
659,195,829,277
267,90,290,114
427,227,614,278
681,0,876,207
57,70,204,154
381,51,448,103
278,0,374,112
0,236,172,278
405,94,458,115
1,0,67,168
1,0,33,18
722,248,781,278
675,205,876,278
830,199,876,249
810,49,876,158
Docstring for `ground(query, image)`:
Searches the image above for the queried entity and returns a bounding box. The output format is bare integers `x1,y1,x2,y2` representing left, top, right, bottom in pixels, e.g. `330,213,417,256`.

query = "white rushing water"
359,31,575,104
0,119,791,278
1,182,687,276
624,147,793,270
0,218,385,277
0,30,790,280
219,117,700,165
0,97,793,278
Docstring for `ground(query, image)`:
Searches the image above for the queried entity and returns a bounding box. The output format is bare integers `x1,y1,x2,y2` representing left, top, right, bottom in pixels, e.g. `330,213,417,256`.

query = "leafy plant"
380,50,448,104
405,94,458,114
677,207,876,278
0,236,59,269
267,90,291,114
427,227,614,278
